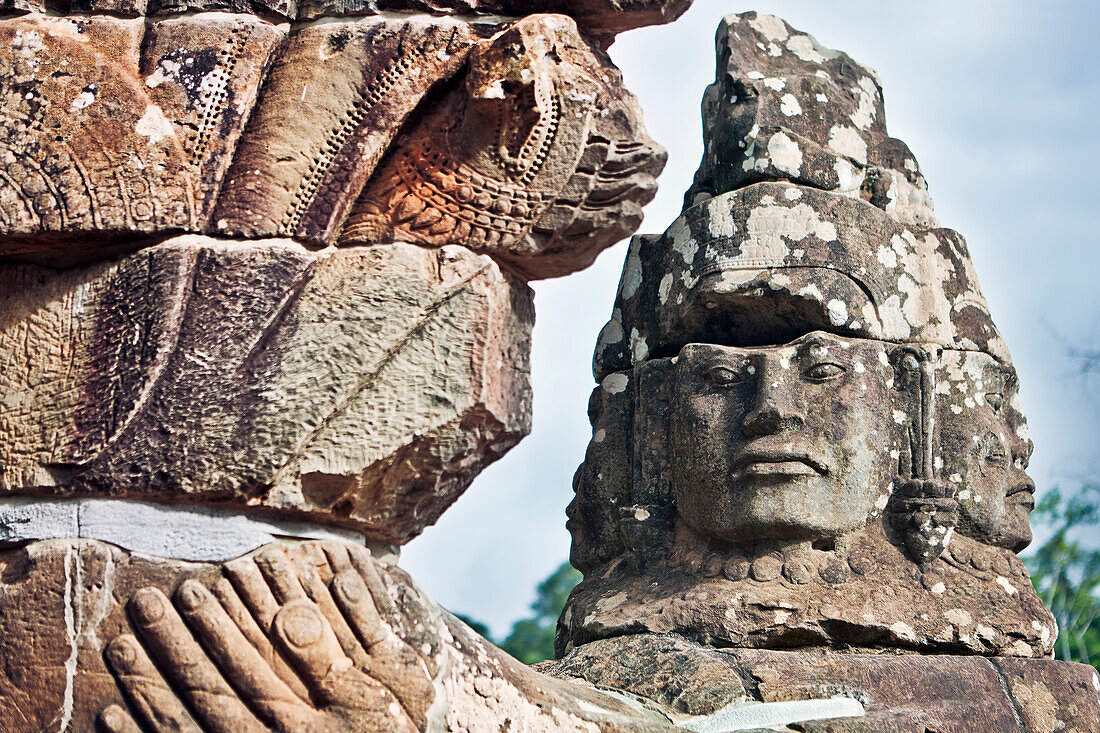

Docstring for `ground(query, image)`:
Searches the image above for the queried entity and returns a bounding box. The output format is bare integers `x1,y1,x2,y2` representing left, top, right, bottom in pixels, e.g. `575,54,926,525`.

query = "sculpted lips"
732,446,829,477
1007,479,1036,508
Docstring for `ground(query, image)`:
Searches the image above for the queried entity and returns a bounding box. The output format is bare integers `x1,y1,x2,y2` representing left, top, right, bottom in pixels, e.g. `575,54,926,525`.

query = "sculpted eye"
706,366,743,386
984,434,1008,465
986,393,1004,413
804,362,845,381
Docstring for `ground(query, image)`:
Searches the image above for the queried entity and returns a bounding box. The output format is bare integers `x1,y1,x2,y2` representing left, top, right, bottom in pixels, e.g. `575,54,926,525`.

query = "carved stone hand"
98,542,434,732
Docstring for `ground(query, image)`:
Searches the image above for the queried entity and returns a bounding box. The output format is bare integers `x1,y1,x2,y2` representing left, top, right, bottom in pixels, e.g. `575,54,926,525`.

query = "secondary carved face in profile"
670,333,898,543
938,351,1035,552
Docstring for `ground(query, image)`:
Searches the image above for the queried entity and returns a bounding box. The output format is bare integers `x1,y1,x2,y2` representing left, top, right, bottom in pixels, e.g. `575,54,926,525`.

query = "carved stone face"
937,351,1035,551
670,333,897,542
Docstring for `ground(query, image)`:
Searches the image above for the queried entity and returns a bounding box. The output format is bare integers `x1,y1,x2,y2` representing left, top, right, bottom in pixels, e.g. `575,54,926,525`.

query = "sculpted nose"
742,375,804,436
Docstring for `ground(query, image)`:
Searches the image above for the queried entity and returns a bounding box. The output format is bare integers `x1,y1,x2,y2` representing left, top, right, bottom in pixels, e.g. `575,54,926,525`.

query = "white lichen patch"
766,132,802,176
763,77,786,91
658,273,674,304
786,34,828,63
849,76,880,130
619,248,643,299
945,608,972,626
828,125,868,165
749,14,789,41
595,309,624,356
70,89,96,111
135,105,176,146
889,621,917,642
780,93,803,117
826,299,848,326
629,328,648,362
602,373,629,395
996,576,1018,596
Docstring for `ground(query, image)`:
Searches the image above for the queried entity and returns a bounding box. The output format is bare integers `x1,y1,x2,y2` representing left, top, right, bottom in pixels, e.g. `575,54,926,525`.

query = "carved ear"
889,345,938,481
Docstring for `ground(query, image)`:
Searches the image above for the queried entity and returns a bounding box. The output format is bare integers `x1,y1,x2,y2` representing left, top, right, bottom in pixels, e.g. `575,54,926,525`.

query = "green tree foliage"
498,562,581,664
454,615,491,639
1025,486,1100,668
457,562,581,665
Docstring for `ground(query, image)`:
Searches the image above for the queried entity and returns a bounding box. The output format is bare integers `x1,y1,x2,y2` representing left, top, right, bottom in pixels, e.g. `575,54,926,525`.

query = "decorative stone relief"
1,236,532,543
339,14,665,279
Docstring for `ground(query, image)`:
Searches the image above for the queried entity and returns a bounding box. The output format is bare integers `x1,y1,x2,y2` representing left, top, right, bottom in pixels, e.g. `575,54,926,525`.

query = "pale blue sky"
404,0,1100,637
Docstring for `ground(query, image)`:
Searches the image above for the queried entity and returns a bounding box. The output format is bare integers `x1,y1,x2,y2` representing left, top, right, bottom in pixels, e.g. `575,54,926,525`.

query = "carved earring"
888,347,958,566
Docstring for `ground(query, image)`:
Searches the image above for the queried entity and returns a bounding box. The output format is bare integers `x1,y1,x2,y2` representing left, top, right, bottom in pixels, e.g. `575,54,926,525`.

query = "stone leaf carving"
544,634,1100,732
685,12,936,229
0,16,195,261
593,182,1008,380
340,14,666,280
141,14,288,227
211,16,479,245
0,237,532,543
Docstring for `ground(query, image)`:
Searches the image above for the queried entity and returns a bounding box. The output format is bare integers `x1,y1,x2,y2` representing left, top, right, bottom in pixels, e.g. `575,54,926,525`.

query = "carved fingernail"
334,571,364,603
130,588,166,626
100,704,129,729
106,636,138,670
175,580,206,613
278,603,323,648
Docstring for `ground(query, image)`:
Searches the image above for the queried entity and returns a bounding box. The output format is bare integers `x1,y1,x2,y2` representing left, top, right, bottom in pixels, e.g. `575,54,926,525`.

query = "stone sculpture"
0,0,677,726
552,13,1100,730
1,2,1098,731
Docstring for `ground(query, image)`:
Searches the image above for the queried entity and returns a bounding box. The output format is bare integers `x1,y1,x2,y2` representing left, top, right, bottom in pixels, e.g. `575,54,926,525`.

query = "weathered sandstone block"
0,237,532,542
4,0,692,35
545,634,1100,732
141,14,288,226
211,16,479,244
0,16,194,260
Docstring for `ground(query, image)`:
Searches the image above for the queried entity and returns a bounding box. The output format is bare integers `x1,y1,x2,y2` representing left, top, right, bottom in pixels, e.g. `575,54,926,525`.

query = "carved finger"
332,569,434,728
103,635,202,733
297,542,336,585
224,555,282,632
272,601,417,732
211,577,310,700
322,543,354,574
127,588,267,733
297,557,371,670
97,704,144,733
255,545,309,604
346,546,441,676
174,580,319,729
331,569,387,648
346,543,400,620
